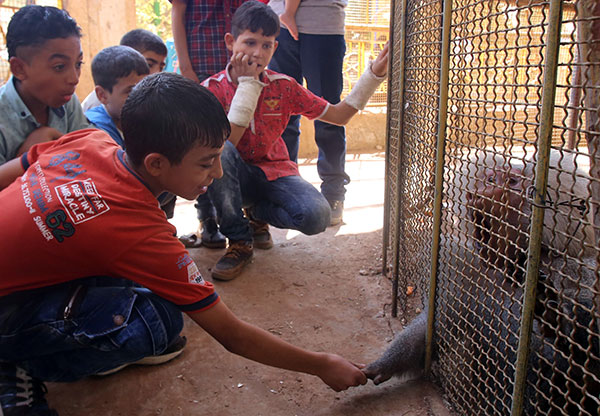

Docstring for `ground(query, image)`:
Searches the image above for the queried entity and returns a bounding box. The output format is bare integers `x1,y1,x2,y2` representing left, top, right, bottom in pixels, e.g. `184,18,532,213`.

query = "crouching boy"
0,72,366,415
202,1,389,281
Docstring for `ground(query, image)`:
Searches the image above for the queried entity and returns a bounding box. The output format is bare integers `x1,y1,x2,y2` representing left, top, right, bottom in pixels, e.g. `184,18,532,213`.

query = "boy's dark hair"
120,29,167,57
232,1,279,39
7,5,81,59
91,46,150,92
122,72,230,167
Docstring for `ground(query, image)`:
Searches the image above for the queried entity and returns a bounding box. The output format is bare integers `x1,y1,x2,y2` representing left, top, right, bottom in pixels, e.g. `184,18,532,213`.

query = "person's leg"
207,142,262,280
0,281,183,412
250,174,331,236
269,28,303,162
300,33,349,224
189,73,227,248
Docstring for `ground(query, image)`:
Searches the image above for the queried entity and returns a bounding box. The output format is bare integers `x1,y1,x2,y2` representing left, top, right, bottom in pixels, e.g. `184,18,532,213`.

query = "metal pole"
510,0,564,414
382,0,397,281
387,0,409,317
425,0,452,373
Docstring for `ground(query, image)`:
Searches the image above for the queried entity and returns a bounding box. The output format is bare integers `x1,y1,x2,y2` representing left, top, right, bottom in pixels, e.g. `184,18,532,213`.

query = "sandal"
178,233,202,248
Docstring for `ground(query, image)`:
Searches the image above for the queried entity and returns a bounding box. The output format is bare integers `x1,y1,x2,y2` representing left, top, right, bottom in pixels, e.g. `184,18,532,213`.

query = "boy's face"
97,71,147,125
161,143,224,200
141,50,166,74
225,29,278,72
10,36,83,108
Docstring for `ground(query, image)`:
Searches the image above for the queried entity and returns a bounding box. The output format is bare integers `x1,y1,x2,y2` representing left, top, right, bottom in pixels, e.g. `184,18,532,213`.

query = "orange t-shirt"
0,129,219,312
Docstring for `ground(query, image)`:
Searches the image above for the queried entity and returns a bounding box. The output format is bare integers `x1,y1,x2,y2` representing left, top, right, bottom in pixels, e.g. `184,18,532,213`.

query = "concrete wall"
63,0,137,100
298,111,387,158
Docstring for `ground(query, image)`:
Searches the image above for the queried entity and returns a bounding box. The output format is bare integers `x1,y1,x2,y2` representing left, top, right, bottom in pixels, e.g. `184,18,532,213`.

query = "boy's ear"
224,33,235,52
95,85,109,105
9,57,28,81
143,153,170,177
273,40,279,54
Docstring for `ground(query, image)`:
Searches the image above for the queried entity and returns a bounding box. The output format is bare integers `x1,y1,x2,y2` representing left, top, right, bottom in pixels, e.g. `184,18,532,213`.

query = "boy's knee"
298,200,331,235
220,140,241,169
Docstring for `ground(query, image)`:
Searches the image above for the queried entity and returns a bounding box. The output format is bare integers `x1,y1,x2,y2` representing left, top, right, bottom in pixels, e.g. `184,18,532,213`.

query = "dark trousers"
269,28,350,202
0,278,182,382
208,141,331,241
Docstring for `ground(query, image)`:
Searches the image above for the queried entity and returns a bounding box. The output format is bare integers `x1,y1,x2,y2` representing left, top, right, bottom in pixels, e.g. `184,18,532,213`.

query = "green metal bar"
510,0,564,414
425,0,452,374
387,0,409,317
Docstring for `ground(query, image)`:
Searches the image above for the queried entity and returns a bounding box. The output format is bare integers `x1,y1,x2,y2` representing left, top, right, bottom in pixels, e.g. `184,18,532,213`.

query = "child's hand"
17,126,62,156
371,41,390,77
229,52,262,84
316,353,368,392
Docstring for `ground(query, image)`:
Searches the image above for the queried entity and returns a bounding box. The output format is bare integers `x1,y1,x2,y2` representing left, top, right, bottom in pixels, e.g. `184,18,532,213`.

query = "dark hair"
91,46,150,92
122,72,230,166
232,1,279,39
7,5,81,59
120,29,167,57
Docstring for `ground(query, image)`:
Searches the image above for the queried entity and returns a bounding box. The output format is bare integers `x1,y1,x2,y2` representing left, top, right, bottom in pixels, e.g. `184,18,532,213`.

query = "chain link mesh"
384,1,600,414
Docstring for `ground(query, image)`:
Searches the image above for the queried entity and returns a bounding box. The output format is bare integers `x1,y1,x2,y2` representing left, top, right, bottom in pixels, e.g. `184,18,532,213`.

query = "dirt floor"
47,154,451,416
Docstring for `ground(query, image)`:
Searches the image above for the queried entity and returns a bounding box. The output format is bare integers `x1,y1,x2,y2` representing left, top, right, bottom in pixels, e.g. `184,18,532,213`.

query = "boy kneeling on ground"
0,72,367,415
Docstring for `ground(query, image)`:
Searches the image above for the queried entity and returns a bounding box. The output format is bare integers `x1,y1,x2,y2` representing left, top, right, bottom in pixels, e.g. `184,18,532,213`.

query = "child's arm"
18,126,63,156
171,0,200,83
279,0,300,41
0,157,25,191
226,52,264,146
318,42,390,126
188,301,367,391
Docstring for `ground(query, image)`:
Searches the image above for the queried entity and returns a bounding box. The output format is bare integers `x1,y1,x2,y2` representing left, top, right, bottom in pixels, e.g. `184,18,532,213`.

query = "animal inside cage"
382,0,600,415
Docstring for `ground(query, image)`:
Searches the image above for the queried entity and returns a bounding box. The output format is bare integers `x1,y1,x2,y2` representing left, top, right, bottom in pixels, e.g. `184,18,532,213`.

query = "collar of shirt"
4,77,67,128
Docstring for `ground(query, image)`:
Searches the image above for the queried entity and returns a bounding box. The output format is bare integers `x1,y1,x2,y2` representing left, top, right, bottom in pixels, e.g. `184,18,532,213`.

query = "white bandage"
227,76,266,127
344,62,387,111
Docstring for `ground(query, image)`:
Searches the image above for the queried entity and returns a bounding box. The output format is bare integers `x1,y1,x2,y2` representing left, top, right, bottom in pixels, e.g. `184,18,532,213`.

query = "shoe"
96,335,187,376
0,362,58,415
329,200,344,226
212,240,253,281
200,217,226,249
249,219,273,250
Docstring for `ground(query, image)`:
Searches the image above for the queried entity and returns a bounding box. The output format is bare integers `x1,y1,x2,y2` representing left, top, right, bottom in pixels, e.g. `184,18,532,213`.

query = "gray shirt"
0,77,90,165
269,0,347,35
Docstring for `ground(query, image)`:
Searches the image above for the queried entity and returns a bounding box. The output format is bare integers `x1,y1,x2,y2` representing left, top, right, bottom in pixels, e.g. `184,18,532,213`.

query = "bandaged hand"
228,76,266,128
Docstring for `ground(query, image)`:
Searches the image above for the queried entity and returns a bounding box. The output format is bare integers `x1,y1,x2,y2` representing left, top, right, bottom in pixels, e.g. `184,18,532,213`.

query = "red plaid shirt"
176,0,246,76
203,68,330,180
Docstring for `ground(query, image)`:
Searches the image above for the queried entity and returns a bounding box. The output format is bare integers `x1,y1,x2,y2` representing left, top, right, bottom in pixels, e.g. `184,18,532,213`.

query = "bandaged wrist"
228,76,265,127
344,62,387,111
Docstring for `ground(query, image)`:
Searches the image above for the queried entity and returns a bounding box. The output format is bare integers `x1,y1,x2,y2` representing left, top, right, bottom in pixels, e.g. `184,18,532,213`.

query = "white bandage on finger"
344,62,387,111
228,76,266,128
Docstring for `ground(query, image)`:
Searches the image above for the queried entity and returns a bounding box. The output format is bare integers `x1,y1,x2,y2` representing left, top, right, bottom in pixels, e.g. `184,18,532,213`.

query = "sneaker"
0,362,58,416
200,217,226,249
329,200,344,226
249,219,273,250
212,240,253,281
96,335,187,376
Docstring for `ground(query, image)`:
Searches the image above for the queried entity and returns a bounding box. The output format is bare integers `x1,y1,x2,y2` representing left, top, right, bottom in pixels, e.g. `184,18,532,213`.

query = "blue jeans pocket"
70,287,138,351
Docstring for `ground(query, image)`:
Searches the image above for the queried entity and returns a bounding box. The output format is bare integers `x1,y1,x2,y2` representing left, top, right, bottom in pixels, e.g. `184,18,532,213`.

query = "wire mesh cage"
384,0,600,414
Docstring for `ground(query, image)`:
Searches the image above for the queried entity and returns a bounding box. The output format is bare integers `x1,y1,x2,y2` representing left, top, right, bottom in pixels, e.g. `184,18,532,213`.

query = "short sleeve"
287,80,329,120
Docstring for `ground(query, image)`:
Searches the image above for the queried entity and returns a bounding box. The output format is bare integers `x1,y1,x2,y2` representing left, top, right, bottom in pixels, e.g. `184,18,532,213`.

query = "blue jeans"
0,278,183,382
208,141,331,241
269,28,350,202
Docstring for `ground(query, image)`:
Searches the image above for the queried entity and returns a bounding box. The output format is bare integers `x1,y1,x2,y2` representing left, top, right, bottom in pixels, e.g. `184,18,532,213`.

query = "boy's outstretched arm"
188,301,368,392
171,0,200,83
318,42,390,126
0,157,24,191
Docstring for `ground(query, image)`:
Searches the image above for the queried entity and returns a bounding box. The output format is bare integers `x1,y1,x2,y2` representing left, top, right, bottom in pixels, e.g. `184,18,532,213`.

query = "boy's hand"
17,127,62,156
371,41,390,77
316,353,368,392
229,52,262,84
